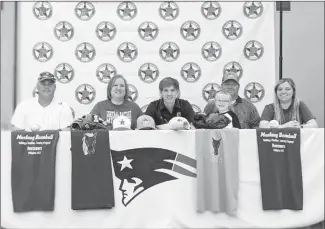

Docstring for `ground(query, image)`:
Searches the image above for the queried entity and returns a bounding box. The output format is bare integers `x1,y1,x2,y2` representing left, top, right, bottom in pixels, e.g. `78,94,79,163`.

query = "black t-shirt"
145,99,195,125
71,130,115,210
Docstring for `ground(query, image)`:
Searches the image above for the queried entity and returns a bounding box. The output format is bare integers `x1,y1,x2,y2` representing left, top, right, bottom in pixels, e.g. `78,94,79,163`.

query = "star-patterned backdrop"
17,1,276,118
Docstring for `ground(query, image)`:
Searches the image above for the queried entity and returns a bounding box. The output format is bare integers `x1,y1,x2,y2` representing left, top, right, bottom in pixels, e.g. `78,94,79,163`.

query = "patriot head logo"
111,147,196,206
82,132,97,155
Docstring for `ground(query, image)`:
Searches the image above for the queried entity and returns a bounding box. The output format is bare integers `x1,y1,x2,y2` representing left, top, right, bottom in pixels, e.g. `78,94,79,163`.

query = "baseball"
30,124,40,131
270,120,279,128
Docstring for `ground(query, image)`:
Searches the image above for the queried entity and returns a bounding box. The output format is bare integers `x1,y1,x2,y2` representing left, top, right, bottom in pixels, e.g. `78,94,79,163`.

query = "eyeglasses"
215,100,229,104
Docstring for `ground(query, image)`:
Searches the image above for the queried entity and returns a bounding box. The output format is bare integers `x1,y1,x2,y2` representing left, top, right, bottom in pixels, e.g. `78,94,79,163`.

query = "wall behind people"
16,2,276,118
274,2,324,128
0,2,16,129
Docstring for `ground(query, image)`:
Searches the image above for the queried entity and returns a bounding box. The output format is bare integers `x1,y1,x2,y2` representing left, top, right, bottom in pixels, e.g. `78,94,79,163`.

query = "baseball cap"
38,72,56,83
112,116,131,131
222,72,239,84
136,115,156,130
168,117,191,130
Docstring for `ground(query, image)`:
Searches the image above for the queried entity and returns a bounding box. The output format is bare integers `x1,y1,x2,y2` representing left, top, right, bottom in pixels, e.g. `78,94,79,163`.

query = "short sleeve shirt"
145,99,195,125
261,102,315,124
90,99,143,129
11,98,74,130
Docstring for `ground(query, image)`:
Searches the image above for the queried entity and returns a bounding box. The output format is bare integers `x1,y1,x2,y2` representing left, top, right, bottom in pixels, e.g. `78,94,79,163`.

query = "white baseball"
30,124,40,131
270,120,279,128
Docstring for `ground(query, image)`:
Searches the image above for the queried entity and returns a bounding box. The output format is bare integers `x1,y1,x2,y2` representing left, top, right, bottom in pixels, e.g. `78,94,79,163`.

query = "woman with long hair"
90,74,142,130
259,78,318,128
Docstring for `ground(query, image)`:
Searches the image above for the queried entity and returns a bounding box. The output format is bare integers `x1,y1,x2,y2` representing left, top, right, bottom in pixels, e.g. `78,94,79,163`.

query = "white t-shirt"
11,98,74,131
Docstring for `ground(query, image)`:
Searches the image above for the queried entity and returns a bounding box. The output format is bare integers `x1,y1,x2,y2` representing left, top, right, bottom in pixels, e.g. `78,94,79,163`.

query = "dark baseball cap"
222,72,239,84
38,72,56,83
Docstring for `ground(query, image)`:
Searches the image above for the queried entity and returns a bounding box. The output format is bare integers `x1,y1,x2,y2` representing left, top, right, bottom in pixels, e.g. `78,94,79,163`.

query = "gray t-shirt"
90,99,143,129
261,101,315,124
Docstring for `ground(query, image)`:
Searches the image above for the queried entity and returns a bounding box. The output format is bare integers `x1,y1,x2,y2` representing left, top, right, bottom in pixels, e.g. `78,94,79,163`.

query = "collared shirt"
145,98,195,125
11,97,74,131
204,96,260,129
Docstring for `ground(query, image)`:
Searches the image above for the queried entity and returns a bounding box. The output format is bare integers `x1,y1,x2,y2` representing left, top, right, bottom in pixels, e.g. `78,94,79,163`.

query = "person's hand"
280,120,300,128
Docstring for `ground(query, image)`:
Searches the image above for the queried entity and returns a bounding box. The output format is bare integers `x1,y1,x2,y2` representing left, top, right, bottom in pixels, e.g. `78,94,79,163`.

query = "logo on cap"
113,116,132,131
222,72,239,84
137,115,156,130
38,72,56,82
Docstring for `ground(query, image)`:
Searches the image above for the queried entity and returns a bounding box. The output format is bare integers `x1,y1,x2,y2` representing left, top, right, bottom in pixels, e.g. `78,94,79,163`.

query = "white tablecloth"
1,129,324,228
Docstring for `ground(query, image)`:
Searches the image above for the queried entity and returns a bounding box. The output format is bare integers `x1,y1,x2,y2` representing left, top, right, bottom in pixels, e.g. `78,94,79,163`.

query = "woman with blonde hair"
259,78,318,128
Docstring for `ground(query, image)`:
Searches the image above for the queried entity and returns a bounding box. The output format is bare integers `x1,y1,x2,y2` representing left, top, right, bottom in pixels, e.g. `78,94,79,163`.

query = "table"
1,129,324,228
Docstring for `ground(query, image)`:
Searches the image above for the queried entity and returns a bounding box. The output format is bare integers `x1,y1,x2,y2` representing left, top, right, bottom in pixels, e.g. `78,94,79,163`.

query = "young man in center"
145,77,195,130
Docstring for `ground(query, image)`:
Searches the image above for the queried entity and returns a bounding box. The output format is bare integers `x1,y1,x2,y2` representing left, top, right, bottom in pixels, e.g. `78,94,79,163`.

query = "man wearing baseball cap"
11,72,74,131
204,72,260,129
